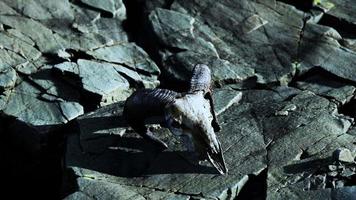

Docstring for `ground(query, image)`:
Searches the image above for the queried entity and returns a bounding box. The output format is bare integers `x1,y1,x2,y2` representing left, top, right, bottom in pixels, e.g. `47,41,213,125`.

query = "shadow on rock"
283,157,332,174
67,133,218,178
1,115,70,199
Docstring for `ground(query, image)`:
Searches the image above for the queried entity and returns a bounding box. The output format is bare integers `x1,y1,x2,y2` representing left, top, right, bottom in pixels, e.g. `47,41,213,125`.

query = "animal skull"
124,64,227,174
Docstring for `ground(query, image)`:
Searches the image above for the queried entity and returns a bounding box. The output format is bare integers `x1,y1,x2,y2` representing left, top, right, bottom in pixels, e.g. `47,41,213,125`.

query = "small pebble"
327,171,338,177
335,180,344,188
328,165,337,171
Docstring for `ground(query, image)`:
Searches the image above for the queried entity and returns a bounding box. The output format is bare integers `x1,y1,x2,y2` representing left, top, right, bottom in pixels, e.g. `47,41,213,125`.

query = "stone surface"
55,60,131,106
0,1,161,199
86,43,161,75
66,88,264,199
1,0,356,199
80,0,126,18
147,1,302,85
295,71,356,105
333,148,355,163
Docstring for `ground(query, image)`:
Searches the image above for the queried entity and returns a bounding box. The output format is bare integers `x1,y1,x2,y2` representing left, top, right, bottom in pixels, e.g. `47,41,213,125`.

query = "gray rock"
55,60,131,106
327,0,356,26
335,180,345,188
0,67,16,90
213,88,242,115
333,148,355,163
29,65,81,101
64,174,190,200
328,165,337,171
340,168,355,178
76,101,127,153
64,177,146,200
1,0,74,21
0,90,11,110
0,15,66,53
341,38,356,52
275,104,297,116
0,31,41,62
295,73,356,105
310,175,327,190
238,88,356,199
298,24,356,83
0,1,18,15
347,126,356,136
86,43,160,75
65,87,267,199
2,0,356,199
147,1,303,85
2,80,83,126
80,0,126,19
327,171,338,177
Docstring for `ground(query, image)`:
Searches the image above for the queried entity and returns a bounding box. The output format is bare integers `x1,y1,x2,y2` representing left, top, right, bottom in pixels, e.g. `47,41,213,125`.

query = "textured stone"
298,24,356,83
296,72,356,104
86,43,160,75
213,88,242,115
55,60,131,106
147,1,303,85
2,0,356,199
80,0,126,18
333,148,355,163
65,87,267,199
327,0,356,25
0,68,16,90
0,15,66,53
2,81,83,126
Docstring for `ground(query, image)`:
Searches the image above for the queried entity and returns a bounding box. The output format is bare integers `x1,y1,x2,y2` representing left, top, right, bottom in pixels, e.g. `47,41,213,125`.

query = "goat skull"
124,64,227,174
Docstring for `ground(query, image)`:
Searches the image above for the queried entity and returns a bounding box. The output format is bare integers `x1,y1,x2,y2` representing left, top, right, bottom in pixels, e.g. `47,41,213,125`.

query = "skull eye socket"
171,120,181,128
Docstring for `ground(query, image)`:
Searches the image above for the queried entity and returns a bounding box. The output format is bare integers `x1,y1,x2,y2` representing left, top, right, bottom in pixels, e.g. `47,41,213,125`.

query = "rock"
0,15,66,54
86,43,160,75
335,180,345,188
310,175,327,190
327,0,356,26
327,171,338,177
1,0,74,21
213,89,242,115
2,0,356,199
76,101,127,153
55,60,131,106
64,174,190,200
65,87,268,199
295,72,356,105
328,165,337,171
80,0,126,18
298,24,356,83
275,104,297,116
147,1,302,85
333,148,355,163
239,89,356,199
313,0,335,11
340,168,355,177
341,38,356,52
2,79,83,127
0,68,16,90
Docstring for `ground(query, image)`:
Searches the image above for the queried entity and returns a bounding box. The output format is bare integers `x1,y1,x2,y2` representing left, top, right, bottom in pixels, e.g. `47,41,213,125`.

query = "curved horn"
189,64,221,132
124,89,180,121
189,64,212,93
124,88,180,149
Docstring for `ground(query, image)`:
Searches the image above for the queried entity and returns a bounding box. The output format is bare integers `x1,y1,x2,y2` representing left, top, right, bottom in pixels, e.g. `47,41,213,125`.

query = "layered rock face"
1,0,355,199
